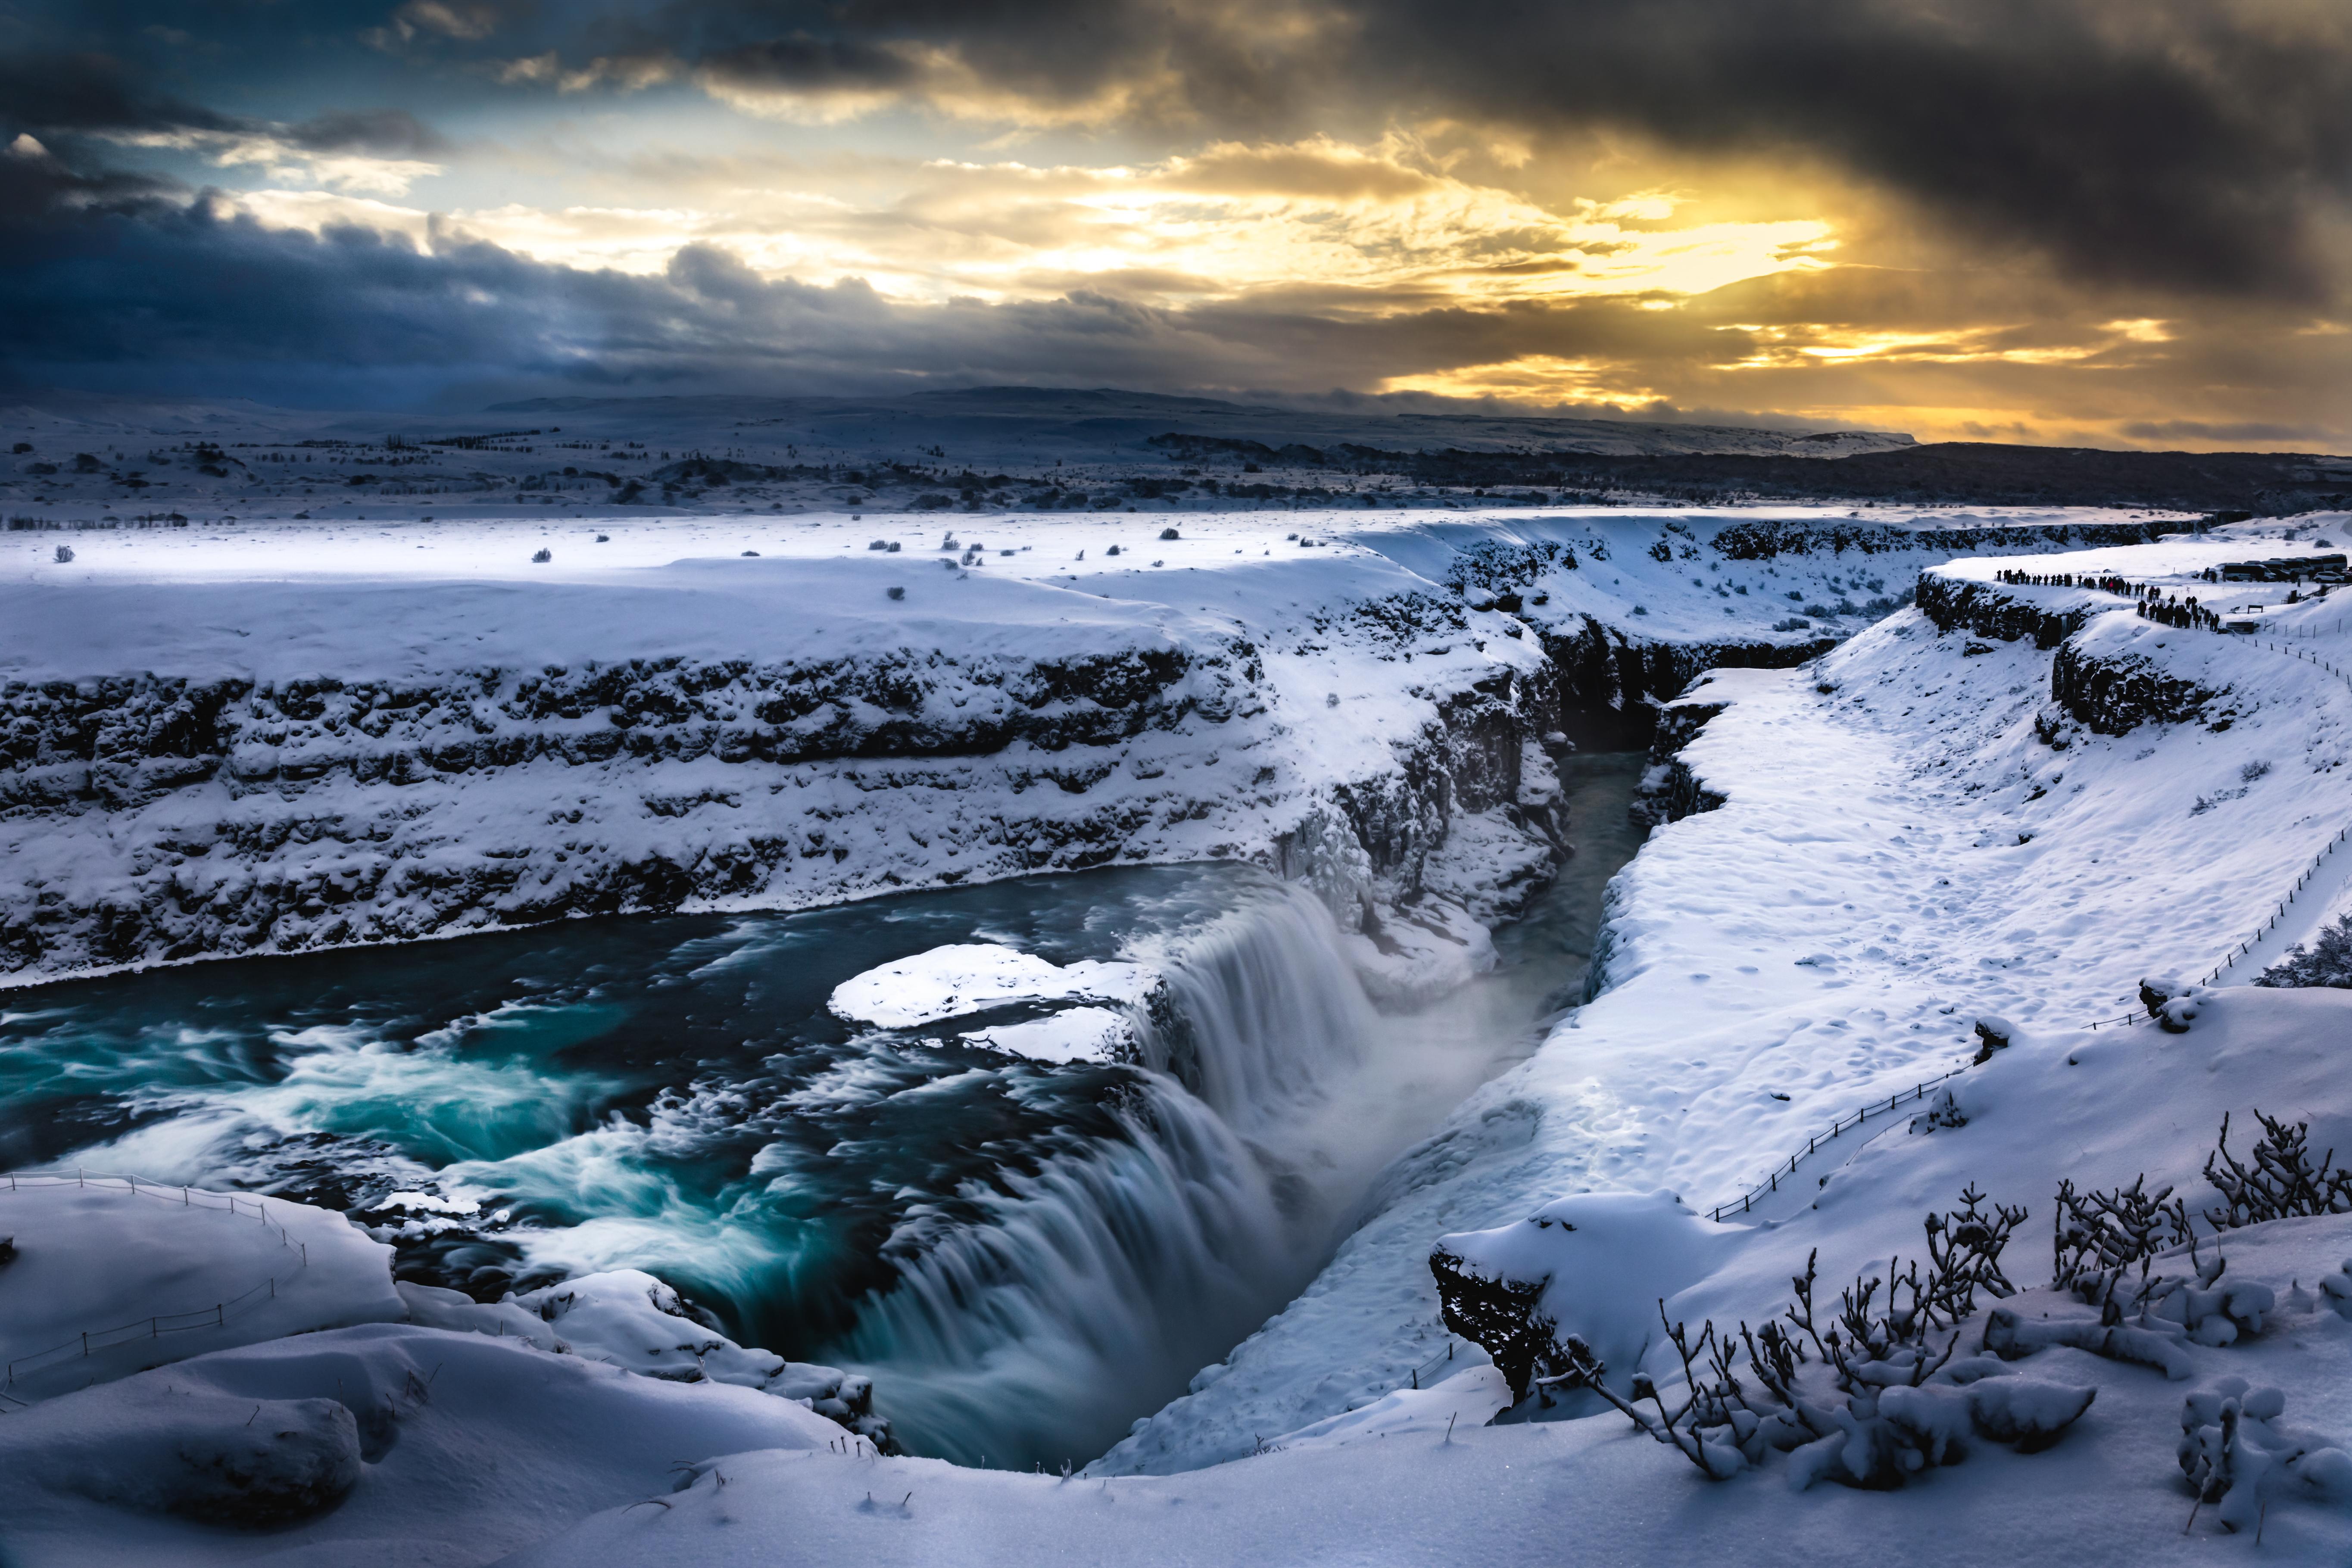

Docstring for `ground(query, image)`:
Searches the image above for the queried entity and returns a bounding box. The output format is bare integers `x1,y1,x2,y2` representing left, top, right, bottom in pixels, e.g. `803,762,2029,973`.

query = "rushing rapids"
0,757,1645,1470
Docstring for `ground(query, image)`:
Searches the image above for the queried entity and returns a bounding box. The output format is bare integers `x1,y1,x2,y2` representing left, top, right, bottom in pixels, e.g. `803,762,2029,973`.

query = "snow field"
1103,530,2352,1474
8,517,2352,1564
508,1208,2352,1568
0,1177,406,1402
0,504,2205,995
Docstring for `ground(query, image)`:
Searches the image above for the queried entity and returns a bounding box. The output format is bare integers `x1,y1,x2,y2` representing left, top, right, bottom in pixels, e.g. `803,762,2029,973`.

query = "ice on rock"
827,942,1159,1030
494,1269,891,1442
961,1005,1136,1065
1428,1191,1735,1399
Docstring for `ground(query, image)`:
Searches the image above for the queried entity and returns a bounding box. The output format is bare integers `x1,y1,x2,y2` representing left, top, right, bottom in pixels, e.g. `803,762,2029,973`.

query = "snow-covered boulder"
406,1269,892,1445
827,941,1160,1030
1428,1190,1735,1400
1,1381,362,1526
0,1320,846,1565
0,1178,405,1404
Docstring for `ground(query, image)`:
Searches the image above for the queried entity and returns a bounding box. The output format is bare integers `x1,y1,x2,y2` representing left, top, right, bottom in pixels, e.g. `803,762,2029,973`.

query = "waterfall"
1126,878,1381,1129
833,877,1383,1467
831,1080,1295,1469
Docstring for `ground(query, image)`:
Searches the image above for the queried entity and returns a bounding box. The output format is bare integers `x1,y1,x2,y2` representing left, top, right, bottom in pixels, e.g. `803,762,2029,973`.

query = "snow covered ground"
7,508,2352,1564
1101,523,2352,1476
1,502,2184,987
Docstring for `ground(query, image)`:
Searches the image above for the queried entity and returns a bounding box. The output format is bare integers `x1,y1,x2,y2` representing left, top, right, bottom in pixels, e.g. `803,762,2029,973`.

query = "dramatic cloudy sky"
5,0,2351,446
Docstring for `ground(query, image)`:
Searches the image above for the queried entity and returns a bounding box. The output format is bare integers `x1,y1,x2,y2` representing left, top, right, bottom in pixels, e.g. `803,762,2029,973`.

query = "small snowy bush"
2178,1378,2352,1534
2203,1109,2352,1225
530,547,551,563
2255,913,2352,989
52,544,72,563
1538,1186,2071,1489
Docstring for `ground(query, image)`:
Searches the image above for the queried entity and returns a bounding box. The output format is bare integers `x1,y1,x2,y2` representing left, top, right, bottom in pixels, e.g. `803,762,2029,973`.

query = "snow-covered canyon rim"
1,503,2193,988
4,510,2352,1567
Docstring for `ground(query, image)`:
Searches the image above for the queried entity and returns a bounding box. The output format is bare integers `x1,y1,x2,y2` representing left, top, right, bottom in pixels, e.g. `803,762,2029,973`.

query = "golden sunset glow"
228,137,1839,318
7,0,2349,447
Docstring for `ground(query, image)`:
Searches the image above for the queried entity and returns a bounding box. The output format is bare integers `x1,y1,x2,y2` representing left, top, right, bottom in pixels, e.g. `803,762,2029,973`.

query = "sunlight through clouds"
226,134,1836,312
7,0,2348,446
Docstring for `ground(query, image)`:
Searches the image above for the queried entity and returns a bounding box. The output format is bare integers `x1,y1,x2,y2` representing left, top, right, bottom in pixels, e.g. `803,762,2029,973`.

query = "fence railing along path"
1704,1069,1969,1223
1,1170,312,1399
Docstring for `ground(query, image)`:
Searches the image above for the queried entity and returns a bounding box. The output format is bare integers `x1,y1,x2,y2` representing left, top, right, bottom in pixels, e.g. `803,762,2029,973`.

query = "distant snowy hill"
483,386,1918,461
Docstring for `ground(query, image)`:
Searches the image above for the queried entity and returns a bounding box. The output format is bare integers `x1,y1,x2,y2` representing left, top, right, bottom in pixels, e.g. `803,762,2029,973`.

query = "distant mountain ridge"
486,387,1917,461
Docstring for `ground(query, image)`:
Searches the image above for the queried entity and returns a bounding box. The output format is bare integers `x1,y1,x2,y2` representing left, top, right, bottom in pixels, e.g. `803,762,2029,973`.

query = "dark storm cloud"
695,34,925,94
0,51,246,139
281,108,449,157
566,0,2352,302
1343,0,2352,302
0,141,180,226
0,50,448,160
0,185,1711,407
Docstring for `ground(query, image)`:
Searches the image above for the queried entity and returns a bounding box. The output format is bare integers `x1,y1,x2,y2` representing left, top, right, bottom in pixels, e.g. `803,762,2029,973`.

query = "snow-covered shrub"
2308,1257,2352,1320
2203,1109,2352,1225
1982,1302,2192,1379
530,547,551,563
2053,1108,2344,1297
2139,975,2207,1032
1537,1188,2071,1489
2178,1377,2352,1533
1910,1085,1967,1130
2138,1242,2275,1347
2053,1173,2190,1305
2255,913,2352,989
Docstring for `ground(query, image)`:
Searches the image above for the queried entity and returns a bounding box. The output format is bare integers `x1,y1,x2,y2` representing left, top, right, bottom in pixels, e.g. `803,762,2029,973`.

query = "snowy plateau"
2,399,2351,1568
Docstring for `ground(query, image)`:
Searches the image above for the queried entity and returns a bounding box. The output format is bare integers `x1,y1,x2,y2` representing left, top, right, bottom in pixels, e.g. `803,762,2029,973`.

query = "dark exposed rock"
1915,572,2098,649
2049,638,2226,734
1628,697,1732,830
1428,1245,1561,1401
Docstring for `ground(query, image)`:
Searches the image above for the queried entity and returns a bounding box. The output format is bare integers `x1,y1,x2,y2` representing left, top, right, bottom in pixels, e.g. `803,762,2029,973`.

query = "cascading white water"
828,879,1388,1467
833,1080,1295,1469
1127,879,1385,1128
5,782,1646,1476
